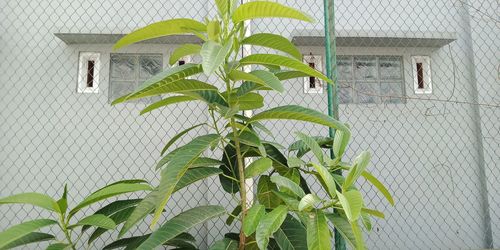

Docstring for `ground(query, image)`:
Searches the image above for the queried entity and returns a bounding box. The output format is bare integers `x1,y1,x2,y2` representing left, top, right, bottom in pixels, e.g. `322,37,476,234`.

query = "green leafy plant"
107,1,394,249
0,180,153,249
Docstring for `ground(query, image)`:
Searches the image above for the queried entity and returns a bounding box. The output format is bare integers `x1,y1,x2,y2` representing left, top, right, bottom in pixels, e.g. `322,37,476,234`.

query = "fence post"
323,0,345,249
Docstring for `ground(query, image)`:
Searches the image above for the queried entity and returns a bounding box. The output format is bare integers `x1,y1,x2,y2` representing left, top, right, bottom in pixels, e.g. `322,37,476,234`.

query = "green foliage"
1,1,394,249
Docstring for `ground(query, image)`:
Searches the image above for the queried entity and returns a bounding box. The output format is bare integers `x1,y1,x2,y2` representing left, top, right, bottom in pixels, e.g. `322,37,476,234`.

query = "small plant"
106,0,394,249
0,180,153,249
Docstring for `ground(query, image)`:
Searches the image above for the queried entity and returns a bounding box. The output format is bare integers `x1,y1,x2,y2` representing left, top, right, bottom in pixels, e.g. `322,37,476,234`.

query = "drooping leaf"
361,212,372,231
176,167,223,193
275,70,309,81
295,132,325,164
119,190,161,237
169,44,201,65
273,215,307,250
289,136,333,158
232,1,314,23
249,105,349,132
138,205,226,249
270,175,305,198
343,151,371,191
0,219,57,249
361,208,385,218
336,190,364,222
325,213,359,250
298,194,321,212
88,206,135,243
201,40,233,75
249,70,284,93
255,205,288,250
235,81,267,97
243,204,265,236
226,205,242,226
70,182,152,217
242,33,301,60
70,214,116,230
240,54,330,82
244,157,272,178
0,232,55,250
141,96,196,115
0,193,59,213
185,90,228,106
362,171,394,206
85,199,141,229
114,18,206,50
333,127,351,159
103,235,149,250
257,175,282,209
152,134,220,227
209,238,238,250
306,211,331,250
219,143,240,194
311,163,337,199
159,123,206,157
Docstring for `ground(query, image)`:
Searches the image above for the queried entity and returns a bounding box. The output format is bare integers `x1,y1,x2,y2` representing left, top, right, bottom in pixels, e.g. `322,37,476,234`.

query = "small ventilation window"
178,60,186,66
303,54,323,94
77,52,100,93
412,56,432,94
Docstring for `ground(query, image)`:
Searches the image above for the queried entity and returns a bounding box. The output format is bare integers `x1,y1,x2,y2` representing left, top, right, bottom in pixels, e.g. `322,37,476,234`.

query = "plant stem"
230,117,247,250
59,216,76,250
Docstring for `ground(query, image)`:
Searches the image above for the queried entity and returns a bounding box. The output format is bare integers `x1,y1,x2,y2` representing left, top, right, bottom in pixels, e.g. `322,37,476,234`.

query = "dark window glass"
416,62,424,89
86,60,95,88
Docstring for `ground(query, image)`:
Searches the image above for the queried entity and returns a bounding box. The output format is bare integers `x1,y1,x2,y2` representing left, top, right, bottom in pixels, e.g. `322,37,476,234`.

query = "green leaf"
219,143,240,194
201,40,233,75
333,127,351,158
232,1,314,23
270,175,305,198
88,207,135,243
185,90,228,106
226,205,242,226
209,238,238,250
141,96,196,115
361,208,385,218
70,214,116,230
70,181,152,217
46,243,70,250
306,211,331,250
273,215,307,250
336,190,364,222
152,134,220,227
361,213,372,231
236,92,264,110
298,194,321,212
311,163,337,199
255,205,288,250
0,193,59,213
362,171,394,206
119,190,160,237
207,20,221,41
215,0,229,17
325,213,359,250
257,175,282,209
159,123,206,157
289,136,333,158
0,232,55,250
103,235,149,250
287,157,305,168
350,220,366,250
114,18,206,50
240,54,330,82
137,205,226,249
243,204,265,236
235,82,267,97
249,70,284,93
275,70,309,81
272,190,300,211
56,185,68,214
343,151,371,191
249,105,349,132
295,132,325,164
229,70,266,85
169,44,201,65
0,219,57,249
242,33,301,60
244,158,272,178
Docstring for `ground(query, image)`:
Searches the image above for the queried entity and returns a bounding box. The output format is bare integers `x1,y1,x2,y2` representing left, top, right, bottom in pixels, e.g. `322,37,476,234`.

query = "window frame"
411,56,432,94
303,54,324,94
77,52,100,93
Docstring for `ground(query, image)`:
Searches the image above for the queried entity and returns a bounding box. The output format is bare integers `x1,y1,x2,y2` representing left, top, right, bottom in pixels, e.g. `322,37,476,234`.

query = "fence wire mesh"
0,0,498,249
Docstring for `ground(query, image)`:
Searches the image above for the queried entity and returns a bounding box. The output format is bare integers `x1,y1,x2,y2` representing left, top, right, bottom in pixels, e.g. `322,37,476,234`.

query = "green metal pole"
323,0,346,249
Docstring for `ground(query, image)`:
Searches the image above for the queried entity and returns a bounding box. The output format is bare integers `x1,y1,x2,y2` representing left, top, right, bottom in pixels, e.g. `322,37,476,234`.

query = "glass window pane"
337,56,352,81
354,56,377,80
110,81,135,101
339,82,353,104
355,82,379,104
379,56,402,79
139,55,162,80
381,82,403,103
110,55,136,80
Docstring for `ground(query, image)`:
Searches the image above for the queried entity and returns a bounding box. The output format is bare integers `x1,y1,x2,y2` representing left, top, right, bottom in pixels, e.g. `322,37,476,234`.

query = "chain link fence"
0,0,498,249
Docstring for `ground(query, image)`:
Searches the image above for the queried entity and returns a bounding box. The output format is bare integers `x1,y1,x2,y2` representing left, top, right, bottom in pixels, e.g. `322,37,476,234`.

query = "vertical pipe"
323,0,345,249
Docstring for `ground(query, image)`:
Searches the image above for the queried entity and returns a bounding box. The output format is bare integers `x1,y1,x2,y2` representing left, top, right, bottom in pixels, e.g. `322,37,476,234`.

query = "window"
109,54,163,103
338,55,404,104
412,56,432,94
77,52,100,93
303,54,323,94
177,55,192,66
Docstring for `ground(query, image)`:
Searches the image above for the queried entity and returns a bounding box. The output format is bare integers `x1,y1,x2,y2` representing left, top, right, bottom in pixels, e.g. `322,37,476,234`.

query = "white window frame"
77,52,100,93
303,54,324,94
412,56,432,94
